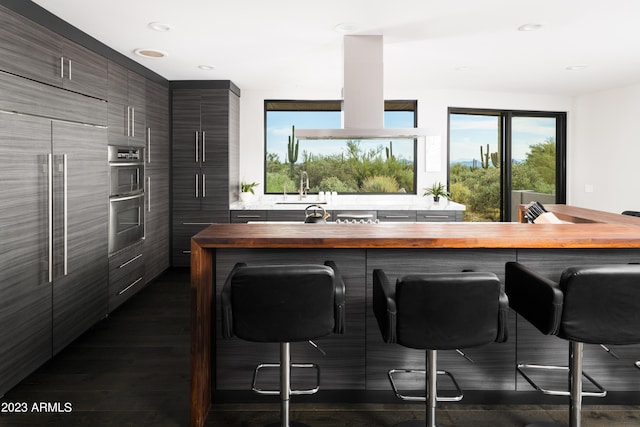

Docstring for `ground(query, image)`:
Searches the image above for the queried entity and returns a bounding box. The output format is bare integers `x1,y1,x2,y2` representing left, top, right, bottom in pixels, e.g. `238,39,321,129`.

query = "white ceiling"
32,0,640,96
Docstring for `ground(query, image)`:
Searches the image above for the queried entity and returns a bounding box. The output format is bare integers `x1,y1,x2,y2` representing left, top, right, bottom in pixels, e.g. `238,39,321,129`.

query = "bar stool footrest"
252,362,320,396
388,368,464,402
517,363,607,397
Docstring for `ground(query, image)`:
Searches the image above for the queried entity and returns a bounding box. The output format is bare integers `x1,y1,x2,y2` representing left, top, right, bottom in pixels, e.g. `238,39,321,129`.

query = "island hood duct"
295,35,435,140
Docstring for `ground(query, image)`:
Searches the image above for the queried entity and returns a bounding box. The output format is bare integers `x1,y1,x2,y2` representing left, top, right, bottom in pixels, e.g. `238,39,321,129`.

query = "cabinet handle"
131,107,135,137
202,173,206,198
183,223,214,225
126,106,131,137
118,253,143,269
147,176,151,212
60,57,64,78
202,131,206,163
422,215,449,219
182,250,192,254
236,215,263,219
47,153,53,283
384,215,409,219
62,154,68,276
195,131,199,163
146,127,151,163
195,174,199,198
118,277,143,295
67,59,72,80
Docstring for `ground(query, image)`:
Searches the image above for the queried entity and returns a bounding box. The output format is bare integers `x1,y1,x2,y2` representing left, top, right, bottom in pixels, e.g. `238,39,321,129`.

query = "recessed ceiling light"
198,65,215,71
565,65,588,71
334,23,358,34
133,48,168,59
518,23,542,32
148,22,171,32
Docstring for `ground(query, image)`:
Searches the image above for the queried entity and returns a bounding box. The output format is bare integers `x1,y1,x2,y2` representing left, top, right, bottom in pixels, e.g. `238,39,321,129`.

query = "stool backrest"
559,264,640,344
395,272,503,350
227,264,336,342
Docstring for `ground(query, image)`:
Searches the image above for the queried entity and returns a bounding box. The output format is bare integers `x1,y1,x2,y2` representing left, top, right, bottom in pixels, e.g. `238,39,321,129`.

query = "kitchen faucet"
299,171,309,199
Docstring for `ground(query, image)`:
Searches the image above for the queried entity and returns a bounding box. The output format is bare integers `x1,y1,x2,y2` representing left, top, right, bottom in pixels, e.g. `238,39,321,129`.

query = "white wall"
239,86,573,199
571,83,640,213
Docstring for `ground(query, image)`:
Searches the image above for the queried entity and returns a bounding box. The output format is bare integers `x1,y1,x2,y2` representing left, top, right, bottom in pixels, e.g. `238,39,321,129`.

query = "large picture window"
264,100,417,194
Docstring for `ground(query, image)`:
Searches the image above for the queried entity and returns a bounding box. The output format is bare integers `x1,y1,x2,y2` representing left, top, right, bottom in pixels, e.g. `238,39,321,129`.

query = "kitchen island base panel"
190,219,640,426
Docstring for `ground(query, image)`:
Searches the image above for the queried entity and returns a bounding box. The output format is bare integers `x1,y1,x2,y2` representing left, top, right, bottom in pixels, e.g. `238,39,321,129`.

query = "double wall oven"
108,146,144,254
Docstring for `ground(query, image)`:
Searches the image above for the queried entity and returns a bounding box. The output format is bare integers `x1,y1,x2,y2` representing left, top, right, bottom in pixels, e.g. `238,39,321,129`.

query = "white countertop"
230,194,466,211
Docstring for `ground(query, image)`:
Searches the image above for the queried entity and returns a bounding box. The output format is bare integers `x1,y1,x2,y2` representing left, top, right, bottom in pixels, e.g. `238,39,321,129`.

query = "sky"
449,114,557,163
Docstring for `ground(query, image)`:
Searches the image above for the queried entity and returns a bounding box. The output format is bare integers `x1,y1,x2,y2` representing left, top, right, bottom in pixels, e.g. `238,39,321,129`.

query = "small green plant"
241,179,259,194
423,181,451,201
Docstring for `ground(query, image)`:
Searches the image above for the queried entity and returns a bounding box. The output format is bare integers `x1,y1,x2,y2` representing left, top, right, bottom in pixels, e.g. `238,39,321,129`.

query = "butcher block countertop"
192,221,640,249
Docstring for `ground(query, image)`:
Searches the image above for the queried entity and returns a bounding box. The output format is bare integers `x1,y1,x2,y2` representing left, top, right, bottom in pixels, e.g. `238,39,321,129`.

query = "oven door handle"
111,193,144,202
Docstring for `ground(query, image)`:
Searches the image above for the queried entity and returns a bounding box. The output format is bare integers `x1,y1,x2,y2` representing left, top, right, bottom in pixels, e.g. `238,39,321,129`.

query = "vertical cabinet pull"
195,131,199,163
127,106,131,137
202,131,206,163
131,107,135,137
195,174,199,198
202,174,206,198
59,57,72,80
147,176,151,212
62,154,68,276
47,153,53,283
147,127,151,163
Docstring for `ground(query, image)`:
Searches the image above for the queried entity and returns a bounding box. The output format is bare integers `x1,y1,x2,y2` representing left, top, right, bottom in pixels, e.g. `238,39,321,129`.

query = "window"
448,108,566,222
264,100,417,194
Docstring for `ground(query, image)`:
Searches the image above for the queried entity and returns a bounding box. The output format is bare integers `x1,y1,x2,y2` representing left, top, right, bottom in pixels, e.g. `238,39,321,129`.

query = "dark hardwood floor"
1,267,640,426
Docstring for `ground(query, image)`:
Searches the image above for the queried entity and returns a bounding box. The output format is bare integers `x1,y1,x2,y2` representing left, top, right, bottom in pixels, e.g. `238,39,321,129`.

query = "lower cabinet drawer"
108,244,145,312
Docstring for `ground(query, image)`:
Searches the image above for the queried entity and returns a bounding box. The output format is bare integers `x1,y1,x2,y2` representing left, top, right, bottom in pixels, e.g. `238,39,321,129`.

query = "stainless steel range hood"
295,35,435,140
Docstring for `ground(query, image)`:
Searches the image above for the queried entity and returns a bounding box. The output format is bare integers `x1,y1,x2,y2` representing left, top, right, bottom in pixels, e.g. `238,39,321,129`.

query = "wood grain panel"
214,249,367,392
192,222,640,250
0,113,53,396
144,79,170,282
0,4,62,87
52,121,108,354
61,38,108,100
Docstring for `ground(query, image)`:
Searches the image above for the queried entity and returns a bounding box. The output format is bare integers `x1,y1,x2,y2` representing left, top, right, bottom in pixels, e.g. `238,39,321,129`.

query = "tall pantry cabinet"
171,82,240,266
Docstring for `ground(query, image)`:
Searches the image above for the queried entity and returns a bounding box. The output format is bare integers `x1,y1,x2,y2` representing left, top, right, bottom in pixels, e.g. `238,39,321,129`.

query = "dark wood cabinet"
171,84,240,266
143,80,170,282
0,113,54,396
51,120,109,354
0,4,108,100
108,60,146,147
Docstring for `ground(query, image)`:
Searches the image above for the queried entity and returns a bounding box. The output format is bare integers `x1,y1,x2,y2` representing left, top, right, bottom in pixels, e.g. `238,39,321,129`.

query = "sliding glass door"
449,109,566,222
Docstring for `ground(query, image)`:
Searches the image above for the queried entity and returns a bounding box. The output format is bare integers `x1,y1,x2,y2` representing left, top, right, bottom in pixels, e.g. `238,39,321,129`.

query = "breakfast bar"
189,206,640,427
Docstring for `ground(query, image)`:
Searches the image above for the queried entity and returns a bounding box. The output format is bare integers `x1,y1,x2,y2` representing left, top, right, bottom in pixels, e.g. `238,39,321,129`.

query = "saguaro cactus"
287,125,299,176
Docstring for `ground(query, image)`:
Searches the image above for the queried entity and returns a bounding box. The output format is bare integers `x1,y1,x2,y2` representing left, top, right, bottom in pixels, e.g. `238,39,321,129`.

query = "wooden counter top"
192,221,640,249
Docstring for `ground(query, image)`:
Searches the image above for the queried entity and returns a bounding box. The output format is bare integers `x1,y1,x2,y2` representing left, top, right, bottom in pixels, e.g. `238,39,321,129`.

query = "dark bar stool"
505,262,640,427
221,261,345,427
373,269,509,427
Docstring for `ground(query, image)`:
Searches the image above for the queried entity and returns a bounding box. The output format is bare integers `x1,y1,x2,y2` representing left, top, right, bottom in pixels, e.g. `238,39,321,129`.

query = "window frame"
264,99,419,195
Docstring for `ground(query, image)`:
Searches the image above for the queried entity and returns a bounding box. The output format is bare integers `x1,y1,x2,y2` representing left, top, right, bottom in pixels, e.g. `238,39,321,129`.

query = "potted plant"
240,180,259,203
423,181,450,203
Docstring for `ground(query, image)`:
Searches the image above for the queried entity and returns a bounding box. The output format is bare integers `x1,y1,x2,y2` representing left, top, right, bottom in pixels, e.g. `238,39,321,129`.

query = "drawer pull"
236,215,263,219
119,277,143,295
384,215,409,219
182,250,192,254
118,253,143,269
422,215,450,219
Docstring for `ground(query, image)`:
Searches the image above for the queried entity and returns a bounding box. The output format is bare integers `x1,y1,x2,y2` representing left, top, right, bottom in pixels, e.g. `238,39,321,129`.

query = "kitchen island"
190,208,640,427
